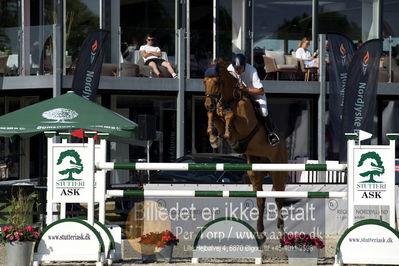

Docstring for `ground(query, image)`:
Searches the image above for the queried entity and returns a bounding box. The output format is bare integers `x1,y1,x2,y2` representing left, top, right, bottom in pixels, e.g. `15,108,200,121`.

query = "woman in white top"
295,37,319,68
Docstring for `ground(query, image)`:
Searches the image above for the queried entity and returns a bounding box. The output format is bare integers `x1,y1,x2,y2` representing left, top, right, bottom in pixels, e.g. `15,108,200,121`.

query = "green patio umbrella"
0,91,147,145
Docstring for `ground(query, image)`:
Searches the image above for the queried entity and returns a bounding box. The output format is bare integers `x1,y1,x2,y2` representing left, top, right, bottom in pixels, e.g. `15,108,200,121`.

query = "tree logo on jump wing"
57,149,83,180
357,151,385,183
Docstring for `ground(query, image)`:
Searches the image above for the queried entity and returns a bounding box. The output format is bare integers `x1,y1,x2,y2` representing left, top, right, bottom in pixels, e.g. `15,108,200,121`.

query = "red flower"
24,226,33,232
139,230,179,246
156,241,165,247
280,233,324,250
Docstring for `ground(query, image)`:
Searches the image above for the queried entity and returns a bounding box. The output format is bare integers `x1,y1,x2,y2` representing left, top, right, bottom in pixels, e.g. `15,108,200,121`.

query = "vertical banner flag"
342,39,383,136
72,30,109,101
326,33,355,142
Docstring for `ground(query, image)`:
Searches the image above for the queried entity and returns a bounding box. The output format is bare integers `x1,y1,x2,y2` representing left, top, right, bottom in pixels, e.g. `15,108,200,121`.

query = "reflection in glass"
110,94,176,184
0,1,20,76
189,0,213,78
218,0,232,62
65,0,99,74
319,1,361,41
120,0,176,66
254,0,312,53
253,0,312,79
383,1,399,83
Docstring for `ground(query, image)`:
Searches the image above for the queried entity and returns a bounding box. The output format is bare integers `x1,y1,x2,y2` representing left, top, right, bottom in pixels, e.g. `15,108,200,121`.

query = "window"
109,94,176,184
120,0,176,65
65,0,100,64
253,0,312,54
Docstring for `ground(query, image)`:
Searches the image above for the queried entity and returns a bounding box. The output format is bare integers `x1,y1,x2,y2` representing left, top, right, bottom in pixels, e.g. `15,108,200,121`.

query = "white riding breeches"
252,94,268,117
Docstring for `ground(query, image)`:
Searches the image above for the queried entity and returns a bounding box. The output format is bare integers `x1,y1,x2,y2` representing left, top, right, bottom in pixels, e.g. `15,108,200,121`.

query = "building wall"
0,0,399,180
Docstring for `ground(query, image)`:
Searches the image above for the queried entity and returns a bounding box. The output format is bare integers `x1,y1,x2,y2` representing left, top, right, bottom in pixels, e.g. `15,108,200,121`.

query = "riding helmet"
232,53,246,69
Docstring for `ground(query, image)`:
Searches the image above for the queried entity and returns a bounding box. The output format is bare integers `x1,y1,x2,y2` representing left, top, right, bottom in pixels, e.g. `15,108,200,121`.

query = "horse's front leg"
223,108,234,140
206,111,223,149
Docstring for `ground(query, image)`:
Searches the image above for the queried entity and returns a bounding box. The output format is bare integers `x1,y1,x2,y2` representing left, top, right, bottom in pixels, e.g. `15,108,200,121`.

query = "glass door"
188,0,248,77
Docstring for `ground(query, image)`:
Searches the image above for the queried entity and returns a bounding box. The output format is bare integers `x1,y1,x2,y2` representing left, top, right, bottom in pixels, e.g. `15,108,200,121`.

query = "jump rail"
97,162,347,172
107,190,347,199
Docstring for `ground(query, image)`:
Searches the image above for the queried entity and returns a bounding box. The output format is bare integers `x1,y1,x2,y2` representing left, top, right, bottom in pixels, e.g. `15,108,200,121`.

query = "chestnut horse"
203,59,289,239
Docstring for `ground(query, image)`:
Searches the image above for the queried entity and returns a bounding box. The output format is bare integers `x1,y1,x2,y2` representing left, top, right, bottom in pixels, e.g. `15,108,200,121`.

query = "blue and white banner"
72,30,109,101
326,33,355,143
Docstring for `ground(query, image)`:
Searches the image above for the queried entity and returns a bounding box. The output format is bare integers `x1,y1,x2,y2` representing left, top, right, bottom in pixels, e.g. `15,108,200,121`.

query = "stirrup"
268,132,280,146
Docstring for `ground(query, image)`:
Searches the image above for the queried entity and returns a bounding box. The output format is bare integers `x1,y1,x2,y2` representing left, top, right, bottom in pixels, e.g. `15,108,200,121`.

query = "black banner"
326,33,355,143
342,39,382,136
72,30,109,101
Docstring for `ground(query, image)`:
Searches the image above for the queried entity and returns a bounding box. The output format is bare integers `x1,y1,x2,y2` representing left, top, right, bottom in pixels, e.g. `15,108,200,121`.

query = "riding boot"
263,115,280,146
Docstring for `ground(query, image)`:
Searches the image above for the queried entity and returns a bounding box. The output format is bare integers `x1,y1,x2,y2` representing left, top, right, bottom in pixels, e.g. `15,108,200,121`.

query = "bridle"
204,63,243,112
204,65,222,112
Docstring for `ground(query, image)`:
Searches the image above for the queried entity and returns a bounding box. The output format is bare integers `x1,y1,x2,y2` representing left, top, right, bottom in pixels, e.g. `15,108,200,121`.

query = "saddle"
244,94,265,125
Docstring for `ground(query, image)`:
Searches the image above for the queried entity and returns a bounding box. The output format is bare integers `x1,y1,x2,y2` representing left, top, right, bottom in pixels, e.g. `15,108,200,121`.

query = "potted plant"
139,230,179,263
0,189,40,266
280,233,324,265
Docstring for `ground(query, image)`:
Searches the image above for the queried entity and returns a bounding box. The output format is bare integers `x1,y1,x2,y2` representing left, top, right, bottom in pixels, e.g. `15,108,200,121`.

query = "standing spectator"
139,34,177,78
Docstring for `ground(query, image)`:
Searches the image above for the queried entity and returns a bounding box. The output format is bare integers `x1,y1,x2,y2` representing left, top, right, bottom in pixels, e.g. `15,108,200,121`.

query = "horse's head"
203,63,221,112
204,59,239,112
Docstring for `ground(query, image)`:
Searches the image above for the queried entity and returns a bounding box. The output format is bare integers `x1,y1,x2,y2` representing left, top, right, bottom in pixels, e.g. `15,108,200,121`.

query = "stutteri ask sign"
353,147,394,206
52,146,92,203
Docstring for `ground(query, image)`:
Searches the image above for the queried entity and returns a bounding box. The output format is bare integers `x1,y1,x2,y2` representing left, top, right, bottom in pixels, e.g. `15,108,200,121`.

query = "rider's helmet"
232,53,246,69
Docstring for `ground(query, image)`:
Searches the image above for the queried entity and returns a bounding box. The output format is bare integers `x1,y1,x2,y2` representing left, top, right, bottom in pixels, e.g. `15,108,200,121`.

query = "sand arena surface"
0,235,346,265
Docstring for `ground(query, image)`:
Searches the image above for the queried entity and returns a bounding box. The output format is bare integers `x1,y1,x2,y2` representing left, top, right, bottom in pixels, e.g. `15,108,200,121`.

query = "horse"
203,59,289,240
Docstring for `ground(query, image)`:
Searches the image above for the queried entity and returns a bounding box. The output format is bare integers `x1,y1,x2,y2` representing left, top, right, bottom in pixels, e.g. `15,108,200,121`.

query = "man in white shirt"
139,34,177,78
227,54,280,146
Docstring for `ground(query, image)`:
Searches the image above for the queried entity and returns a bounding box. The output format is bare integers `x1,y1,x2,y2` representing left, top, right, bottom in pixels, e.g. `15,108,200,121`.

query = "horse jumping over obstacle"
203,59,289,239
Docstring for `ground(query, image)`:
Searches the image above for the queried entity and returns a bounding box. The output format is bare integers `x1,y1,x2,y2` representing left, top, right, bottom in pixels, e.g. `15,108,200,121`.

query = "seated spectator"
122,38,139,64
295,37,319,68
139,34,177,78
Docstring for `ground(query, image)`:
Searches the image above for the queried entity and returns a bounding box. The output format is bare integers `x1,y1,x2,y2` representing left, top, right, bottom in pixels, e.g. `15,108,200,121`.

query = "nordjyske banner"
72,30,109,101
326,33,355,144
342,39,382,137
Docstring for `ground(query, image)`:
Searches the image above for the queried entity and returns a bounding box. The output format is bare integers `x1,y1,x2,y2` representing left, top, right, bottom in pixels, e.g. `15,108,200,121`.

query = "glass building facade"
0,0,398,181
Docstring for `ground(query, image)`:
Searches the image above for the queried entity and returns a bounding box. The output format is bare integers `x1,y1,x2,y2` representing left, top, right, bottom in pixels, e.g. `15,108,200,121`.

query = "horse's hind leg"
247,156,266,241
272,171,288,235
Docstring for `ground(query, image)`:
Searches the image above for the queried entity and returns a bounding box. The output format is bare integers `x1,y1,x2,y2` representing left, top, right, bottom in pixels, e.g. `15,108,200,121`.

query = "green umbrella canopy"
0,91,143,144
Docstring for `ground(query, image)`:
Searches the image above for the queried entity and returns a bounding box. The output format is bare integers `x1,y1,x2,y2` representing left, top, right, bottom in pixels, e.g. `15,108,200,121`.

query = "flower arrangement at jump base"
1,189,40,266
139,230,179,263
1,226,40,243
139,230,179,247
280,233,325,250
280,233,325,265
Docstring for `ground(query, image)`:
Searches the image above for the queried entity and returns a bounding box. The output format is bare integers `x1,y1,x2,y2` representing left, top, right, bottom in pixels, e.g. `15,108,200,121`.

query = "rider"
227,53,280,146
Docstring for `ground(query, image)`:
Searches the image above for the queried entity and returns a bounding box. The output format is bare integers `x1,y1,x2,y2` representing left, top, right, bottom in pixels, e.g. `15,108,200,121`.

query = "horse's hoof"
210,137,222,148
277,220,285,235
257,232,266,243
